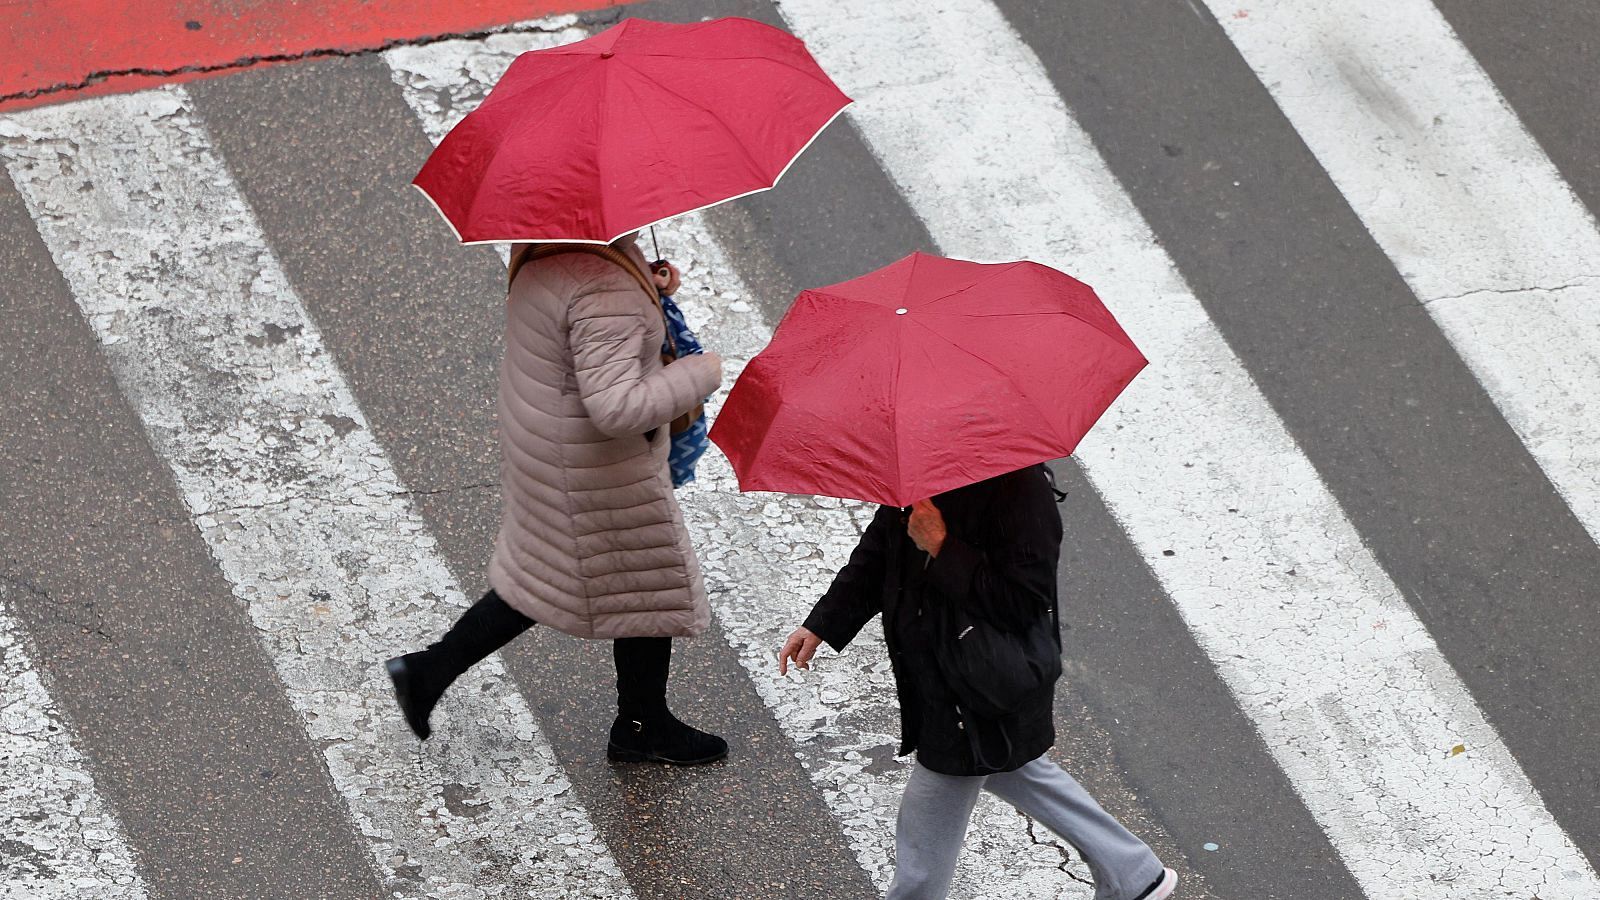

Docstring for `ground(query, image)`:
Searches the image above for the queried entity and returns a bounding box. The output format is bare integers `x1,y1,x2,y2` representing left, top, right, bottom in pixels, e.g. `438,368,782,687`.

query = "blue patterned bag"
659,292,711,487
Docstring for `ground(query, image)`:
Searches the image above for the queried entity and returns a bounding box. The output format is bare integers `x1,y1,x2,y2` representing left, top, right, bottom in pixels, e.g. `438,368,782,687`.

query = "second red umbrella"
412,17,852,244
710,252,1148,507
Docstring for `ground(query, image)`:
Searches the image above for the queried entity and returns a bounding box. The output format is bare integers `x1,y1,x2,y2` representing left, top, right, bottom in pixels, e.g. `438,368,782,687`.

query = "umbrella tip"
601,50,615,58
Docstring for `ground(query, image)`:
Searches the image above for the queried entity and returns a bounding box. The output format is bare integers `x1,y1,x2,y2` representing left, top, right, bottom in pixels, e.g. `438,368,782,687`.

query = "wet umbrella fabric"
710,252,1148,507
412,16,852,244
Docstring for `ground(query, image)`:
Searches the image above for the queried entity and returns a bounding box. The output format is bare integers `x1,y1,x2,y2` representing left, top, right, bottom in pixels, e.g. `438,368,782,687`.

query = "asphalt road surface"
3,2,1600,898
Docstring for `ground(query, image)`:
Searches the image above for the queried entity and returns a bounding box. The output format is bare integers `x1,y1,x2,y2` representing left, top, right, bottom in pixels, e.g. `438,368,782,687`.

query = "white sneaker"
1138,867,1178,900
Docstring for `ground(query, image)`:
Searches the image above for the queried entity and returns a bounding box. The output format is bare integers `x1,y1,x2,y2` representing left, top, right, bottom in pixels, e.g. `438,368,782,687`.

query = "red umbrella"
412,17,851,244
710,252,1147,507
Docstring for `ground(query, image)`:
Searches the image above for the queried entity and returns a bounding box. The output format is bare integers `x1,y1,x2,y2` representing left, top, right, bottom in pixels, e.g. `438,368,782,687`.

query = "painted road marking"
0,589,146,900
385,25,1097,897
1202,0,1600,557
770,0,1600,896
0,90,631,900
0,0,634,113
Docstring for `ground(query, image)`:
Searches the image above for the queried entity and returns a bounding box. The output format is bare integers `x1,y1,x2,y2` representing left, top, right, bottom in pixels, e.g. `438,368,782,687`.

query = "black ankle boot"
607,712,728,765
385,651,450,741
387,590,535,741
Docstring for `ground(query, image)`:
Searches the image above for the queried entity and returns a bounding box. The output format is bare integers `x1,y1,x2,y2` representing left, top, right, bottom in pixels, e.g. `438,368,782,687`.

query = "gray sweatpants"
887,755,1164,900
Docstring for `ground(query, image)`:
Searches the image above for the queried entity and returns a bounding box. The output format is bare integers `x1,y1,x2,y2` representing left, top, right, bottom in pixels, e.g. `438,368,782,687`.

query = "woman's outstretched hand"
779,626,823,675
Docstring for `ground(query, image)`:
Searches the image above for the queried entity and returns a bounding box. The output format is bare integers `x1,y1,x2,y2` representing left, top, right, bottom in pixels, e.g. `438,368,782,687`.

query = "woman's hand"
778,626,823,675
678,351,724,389
908,499,947,557
651,260,681,296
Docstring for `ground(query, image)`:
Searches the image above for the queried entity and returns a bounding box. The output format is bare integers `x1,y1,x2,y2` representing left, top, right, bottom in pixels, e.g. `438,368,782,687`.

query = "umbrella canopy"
412,16,852,244
710,252,1148,507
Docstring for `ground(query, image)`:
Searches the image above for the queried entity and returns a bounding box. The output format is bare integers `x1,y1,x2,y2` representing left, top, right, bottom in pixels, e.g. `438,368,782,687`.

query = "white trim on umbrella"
412,101,853,246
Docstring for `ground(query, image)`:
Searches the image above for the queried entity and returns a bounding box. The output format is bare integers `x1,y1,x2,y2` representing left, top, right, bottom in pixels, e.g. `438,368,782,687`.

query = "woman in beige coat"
386,232,727,765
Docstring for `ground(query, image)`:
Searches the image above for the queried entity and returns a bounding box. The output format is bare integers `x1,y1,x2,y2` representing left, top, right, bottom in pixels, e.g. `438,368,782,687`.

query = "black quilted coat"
803,465,1063,776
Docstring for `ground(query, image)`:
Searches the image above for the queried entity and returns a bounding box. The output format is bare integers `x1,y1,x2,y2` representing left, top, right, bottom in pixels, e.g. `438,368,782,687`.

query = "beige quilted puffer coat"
487,238,722,639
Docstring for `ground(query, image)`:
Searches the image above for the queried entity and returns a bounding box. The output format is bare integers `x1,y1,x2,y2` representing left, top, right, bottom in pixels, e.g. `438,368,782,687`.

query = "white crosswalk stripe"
0,589,145,900
0,90,631,900
769,0,1600,896
384,27,1097,896
1202,0,1600,564
5,3,1600,897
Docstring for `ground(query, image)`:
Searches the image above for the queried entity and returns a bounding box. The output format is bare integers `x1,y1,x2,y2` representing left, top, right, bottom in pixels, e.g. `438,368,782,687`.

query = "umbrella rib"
597,53,614,234
890,318,906,506
906,251,923,305
613,60,681,217
918,266,1141,352
622,51,845,95
1032,302,1142,353
463,67,598,228
618,57,773,179
732,369,785,492
802,289,895,309
904,316,1076,453
920,307,1137,341
538,19,841,96
478,56,588,112
913,260,1026,311
585,100,849,244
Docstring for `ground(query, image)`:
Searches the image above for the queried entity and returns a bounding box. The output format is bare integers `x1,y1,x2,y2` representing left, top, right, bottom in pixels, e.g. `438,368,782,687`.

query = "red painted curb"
1,0,634,113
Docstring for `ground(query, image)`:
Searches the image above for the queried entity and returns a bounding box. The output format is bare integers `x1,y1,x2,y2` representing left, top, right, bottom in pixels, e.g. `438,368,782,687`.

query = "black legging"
420,589,672,721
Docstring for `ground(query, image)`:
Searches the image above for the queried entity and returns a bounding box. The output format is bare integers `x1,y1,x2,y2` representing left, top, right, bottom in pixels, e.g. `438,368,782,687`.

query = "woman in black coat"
780,464,1177,900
